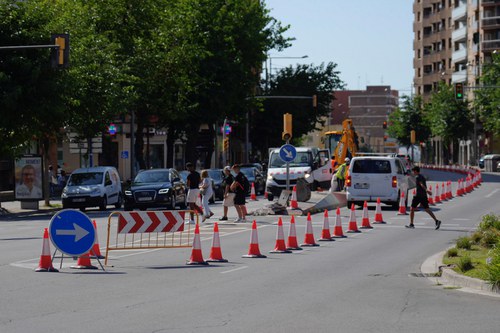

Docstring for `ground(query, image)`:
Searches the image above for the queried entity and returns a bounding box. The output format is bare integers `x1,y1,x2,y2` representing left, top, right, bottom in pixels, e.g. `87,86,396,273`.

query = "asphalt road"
1,169,499,333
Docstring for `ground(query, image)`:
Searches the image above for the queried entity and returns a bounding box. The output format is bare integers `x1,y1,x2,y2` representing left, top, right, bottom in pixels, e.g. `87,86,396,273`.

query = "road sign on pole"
49,209,95,256
279,144,297,163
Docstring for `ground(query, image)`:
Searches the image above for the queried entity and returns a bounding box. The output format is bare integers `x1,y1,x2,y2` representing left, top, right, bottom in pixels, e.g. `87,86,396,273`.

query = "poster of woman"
15,156,43,200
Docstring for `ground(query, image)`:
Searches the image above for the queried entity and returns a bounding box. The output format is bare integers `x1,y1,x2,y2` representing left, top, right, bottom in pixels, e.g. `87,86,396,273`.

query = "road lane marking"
220,266,248,274
485,189,499,198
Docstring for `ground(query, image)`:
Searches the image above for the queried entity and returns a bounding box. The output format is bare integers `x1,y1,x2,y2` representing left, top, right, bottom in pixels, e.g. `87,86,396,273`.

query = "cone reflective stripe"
290,185,298,209
270,217,292,253
187,223,208,265
397,192,407,215
440,183,447,201
446,181,453,199
243,220,267,258
301,212,319,246
91,220,104,259
456,179,462,196
207,223,228,262
71,251,98,270
434,184,441,203
347,204,361,233
250,182,257,201
332,207,346,238
319,209,334,241
428,186,435,205
286,215,302,250
373,197,385,224
360,201,373,229
35,228,58,272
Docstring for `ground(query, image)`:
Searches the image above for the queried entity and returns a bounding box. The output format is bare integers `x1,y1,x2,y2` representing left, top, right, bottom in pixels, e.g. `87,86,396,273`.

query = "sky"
264,0,414,94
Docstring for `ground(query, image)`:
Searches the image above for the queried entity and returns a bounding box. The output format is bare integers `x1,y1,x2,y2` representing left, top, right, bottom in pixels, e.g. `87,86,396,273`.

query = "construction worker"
335,157,350,191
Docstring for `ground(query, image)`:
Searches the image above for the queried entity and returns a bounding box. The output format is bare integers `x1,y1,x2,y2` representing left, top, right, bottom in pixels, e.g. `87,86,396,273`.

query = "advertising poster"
15,155,44,200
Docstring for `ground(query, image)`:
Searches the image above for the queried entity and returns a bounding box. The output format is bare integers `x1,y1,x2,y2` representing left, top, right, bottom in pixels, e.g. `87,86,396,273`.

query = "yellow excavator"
324,119,359,170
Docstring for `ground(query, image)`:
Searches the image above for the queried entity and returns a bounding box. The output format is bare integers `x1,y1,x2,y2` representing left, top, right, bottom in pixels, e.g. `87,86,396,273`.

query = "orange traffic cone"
301,212,319,246
186,223,208,265
319,209,334,241
457,179,463,196
207,223,228,262
360,201,373,229
347,204,361,233
428,186,435,205
250,182,257,201
35,228,58,272
286,215,302,251
91,220,104,259
264,191,268,200
332,207,346,238
242,220,267,258
71,251,98,270
447,181,453,200
434,184,441,203
270,217,292,253
290,185,298,209
440,183,447,201
373,197,385,224
397,191,407,215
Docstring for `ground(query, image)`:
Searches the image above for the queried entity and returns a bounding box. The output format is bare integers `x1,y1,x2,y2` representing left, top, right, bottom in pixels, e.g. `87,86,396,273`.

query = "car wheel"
114,194,123,209
124,203,133,211
99,196,107,211
169,195,176,210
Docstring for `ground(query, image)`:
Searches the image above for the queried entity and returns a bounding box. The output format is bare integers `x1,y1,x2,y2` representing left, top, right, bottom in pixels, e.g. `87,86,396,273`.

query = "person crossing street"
406,166,441,230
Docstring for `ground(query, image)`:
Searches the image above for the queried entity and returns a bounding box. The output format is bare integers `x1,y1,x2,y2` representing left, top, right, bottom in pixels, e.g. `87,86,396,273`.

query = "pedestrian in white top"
199,170,214,222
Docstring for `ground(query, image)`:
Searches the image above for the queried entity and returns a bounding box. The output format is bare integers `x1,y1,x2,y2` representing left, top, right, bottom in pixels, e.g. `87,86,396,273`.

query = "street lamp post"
266,55,308,90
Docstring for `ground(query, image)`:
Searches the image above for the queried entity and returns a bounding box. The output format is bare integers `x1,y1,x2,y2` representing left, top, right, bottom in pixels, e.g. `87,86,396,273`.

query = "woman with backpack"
230,164,248,223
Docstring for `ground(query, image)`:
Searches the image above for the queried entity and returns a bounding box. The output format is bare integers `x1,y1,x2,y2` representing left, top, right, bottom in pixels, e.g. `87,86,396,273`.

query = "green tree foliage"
387,95,431,147
252,62,345,154
475,52,500,135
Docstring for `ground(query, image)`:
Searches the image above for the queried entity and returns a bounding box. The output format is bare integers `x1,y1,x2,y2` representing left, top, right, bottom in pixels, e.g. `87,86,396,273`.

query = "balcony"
482,39,500,52
452,70,467,83
452,26,467,42
452,48,467,62
482,16,500,30
452,3,467,21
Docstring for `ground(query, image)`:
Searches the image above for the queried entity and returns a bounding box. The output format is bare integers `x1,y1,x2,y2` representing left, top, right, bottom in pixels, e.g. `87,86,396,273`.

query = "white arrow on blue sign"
49,209,95,256
279,144,297,163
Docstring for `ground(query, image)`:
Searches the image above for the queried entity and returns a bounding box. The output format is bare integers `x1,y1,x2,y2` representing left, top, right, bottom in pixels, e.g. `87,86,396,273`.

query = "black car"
123,168,187,211
240,167,266,195
207,169,225,201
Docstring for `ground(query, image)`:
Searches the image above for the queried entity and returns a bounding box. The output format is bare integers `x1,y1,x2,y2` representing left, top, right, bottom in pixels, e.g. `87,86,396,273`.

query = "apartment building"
413,0,499,163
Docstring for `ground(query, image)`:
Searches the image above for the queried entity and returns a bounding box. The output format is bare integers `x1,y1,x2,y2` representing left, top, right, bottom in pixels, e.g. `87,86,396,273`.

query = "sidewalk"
421,250,500,298
0,199,62,216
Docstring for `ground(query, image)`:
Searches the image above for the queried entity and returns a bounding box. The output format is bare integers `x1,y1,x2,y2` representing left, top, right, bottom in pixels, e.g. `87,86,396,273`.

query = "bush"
485,244,500,290
447,247,458,257
471,231,483,244
458,256,474,272
480,230,500,249
456,236,472,250
478,214,500,232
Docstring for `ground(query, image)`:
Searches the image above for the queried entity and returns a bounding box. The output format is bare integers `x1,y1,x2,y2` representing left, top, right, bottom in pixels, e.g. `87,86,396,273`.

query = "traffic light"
282,113,292,141
410,130,416,144
312,95,317,108
223,138,229,151
454,82,464,100
382,121,387,129
51,34,70,68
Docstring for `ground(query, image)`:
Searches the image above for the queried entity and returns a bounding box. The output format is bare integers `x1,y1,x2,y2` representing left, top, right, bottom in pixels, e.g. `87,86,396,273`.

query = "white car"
345,156,416,209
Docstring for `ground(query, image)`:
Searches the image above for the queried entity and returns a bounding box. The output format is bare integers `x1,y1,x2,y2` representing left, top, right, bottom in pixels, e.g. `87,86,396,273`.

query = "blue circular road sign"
279,144,297,163
49,209,95,256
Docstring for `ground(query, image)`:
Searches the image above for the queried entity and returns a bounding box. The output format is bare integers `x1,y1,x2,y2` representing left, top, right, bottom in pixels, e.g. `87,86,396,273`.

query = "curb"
421,250,500,298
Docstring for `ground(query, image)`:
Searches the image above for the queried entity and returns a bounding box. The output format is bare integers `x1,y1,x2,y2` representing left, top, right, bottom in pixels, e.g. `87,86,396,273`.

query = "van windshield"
352,160,392,174
269,152,312,168
68,172,104,186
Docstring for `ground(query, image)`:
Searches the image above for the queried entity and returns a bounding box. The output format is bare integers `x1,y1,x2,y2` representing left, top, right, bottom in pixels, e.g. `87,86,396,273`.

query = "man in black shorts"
406,166,441,230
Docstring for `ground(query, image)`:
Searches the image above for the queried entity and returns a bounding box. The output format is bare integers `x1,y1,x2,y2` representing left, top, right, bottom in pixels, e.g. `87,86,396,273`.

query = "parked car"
345,155,416,209
207,169,225,201
240,166,266,195
123,168,187,211
62,166,122,211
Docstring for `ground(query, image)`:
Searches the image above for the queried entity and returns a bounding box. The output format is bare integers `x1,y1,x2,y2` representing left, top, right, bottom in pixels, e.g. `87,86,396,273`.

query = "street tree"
251,62,345,155
475,52,500,136
425,82,472,163
387,95,431,147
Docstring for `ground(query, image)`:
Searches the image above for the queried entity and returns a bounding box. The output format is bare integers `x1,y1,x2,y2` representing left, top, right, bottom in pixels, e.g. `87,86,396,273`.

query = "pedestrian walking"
185,162,202,224
219,166,236,221
406,166,441,229
199,170,214,222
336,157,350,191
230,164,248,222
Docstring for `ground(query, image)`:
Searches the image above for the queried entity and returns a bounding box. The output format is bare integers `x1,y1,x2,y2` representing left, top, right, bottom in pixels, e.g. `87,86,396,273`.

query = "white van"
266,147,332,197
62,166,122,211
345,156,416,208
